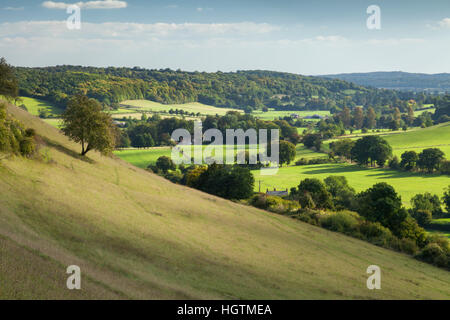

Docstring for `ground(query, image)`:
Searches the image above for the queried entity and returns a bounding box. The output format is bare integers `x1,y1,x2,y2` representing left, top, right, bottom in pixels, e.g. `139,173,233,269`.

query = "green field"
251,109,330,120
253,163,449,207
120,100,241,116
18,96,63,117
115,145,261,169
427,219,450,239
383,122,450,158
2,103,450,299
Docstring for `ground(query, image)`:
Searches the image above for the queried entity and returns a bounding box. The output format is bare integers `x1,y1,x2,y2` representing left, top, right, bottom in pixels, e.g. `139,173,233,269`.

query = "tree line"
14,65,433,113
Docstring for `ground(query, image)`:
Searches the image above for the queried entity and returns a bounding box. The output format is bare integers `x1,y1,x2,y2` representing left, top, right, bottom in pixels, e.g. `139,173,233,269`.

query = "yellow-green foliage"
0,102,35,156
1,103,450,299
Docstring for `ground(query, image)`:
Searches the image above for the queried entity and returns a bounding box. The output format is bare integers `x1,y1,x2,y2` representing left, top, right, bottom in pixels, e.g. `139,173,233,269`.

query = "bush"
411,209,432,227
398,238,419,255
359,221,394,247
250,194,299,214
440,160,450,175
388,156,400,170
416,243,448,268
156,156,176,173
320,211,360,235
19,137,35,157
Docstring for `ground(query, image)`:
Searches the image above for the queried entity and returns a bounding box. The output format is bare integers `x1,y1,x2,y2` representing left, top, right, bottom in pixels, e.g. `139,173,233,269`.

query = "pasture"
18,96,63,117
251,109,330,120
120,100,241,116
253,163,449,207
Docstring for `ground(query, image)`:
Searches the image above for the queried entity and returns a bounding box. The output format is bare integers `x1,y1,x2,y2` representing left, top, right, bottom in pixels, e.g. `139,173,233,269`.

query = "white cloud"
0,21,280,39
42,0,127,10
438,18,450,28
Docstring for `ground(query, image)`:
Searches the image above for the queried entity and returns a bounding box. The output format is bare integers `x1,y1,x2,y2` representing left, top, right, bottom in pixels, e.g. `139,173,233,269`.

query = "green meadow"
120,99,240,116
18,96,63,117
251,109,330,120
253,163,449,207
115,145,261,169
383,122,450,157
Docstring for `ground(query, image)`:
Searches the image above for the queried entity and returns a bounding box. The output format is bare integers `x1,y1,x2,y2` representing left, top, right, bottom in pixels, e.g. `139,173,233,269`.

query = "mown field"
120,100,241,116
2,103,450,299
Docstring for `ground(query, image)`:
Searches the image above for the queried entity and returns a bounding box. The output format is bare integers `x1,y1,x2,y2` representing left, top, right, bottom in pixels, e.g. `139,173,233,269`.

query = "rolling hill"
1,103,449,299
321,72,450,93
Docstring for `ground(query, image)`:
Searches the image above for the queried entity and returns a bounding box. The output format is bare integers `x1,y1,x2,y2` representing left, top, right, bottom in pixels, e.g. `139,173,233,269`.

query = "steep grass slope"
0,104,449,299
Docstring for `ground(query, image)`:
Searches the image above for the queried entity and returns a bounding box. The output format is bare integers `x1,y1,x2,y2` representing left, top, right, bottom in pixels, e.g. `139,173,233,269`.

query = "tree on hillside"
407,104,415,126
194,163,254,200
330,138,355,160
0,58,18,102
324,176,356,210
443,186,450,214
353,107,364,129
340,107,351,128
356,183,408,236
400,151,419,171
366,107,377,129
410,193,443,218
351,136,392,167
417,148,445,173
302,133,322,151
61,95,116,156
296,178,333,210
279,140,296,166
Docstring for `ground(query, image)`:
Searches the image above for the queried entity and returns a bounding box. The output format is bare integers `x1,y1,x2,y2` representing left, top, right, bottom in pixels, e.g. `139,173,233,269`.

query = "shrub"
155,156,176,173
297,178,333,209
359,221,394,247
295,158,308,166
398,238,419,255
411,192,443,218
388,156,400,170
320,211,360,235
416,243,448,268
19,137,35,157
411,209,432,227
440,160,450,175
250,194,299,214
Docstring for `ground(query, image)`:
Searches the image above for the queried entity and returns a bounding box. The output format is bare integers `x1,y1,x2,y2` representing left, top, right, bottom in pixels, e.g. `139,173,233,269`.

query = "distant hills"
14,66,424,112
320,72,450,93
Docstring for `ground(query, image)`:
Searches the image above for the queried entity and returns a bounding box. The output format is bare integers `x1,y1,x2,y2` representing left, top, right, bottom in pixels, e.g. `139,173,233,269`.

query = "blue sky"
1,0,450,74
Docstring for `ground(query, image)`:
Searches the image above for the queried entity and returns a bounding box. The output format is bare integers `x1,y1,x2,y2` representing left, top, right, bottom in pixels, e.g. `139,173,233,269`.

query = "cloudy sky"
1,0,450,74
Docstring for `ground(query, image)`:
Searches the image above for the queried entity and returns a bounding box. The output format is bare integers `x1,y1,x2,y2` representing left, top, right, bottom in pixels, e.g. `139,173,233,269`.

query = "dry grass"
0,104,449,299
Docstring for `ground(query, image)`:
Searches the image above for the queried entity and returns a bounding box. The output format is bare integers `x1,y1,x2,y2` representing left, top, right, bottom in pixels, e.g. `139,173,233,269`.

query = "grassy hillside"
1,103,449,299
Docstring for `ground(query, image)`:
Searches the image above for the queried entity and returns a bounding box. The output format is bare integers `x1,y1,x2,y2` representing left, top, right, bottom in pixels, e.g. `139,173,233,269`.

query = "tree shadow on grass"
41,137,94,164
366,170,444,179
301,164,368,175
